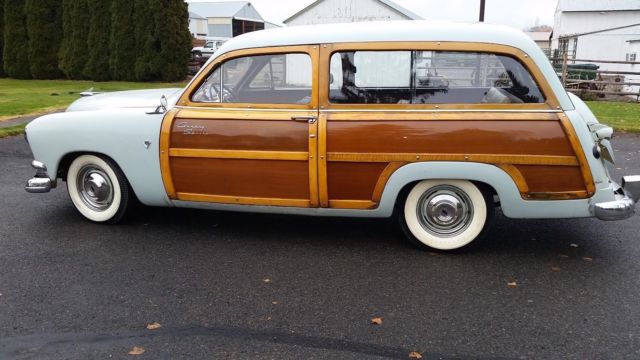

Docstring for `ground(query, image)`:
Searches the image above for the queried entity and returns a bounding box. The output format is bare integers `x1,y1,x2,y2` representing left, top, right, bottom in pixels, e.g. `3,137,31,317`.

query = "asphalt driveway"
1,133,639,359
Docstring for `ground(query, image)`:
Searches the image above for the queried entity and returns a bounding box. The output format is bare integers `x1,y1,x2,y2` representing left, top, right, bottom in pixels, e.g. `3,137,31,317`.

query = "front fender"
25,109,171,207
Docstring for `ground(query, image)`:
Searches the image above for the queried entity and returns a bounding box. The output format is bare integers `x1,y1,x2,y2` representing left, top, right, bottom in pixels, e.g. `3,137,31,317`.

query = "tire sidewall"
67,155,122,223
403,180,487,251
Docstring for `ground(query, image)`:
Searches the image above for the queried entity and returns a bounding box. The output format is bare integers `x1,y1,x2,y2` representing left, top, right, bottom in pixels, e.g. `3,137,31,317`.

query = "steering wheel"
208,83,236,103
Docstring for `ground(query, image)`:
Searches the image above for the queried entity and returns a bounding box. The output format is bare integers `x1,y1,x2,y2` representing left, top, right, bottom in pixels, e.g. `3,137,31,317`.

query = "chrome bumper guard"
593,176,640,221
25,160,55,194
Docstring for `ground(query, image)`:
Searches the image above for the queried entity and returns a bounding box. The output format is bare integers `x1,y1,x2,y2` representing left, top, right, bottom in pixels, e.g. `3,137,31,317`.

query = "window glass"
329,50,545,104
192,53,312,104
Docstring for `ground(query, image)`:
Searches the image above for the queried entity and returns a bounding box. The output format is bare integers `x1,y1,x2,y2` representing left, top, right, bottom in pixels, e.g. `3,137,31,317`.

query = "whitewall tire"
400,180,494,251
66,155,131,224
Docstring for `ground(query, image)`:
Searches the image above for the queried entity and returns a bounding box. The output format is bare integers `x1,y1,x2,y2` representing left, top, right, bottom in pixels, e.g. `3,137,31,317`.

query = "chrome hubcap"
417,185,473,237
77,166,113,211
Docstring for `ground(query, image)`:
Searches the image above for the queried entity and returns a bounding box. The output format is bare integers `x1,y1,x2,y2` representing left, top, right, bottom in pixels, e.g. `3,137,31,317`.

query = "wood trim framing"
328,200,377,209
496,164,529,196
323,111,560,121
371,162,407,203
527,191,590,200
169,149,309,161
317,113,329,207
558,114,596,196
177,193,311,207
159,109,178,199
308,113,320,207
326,153,579,166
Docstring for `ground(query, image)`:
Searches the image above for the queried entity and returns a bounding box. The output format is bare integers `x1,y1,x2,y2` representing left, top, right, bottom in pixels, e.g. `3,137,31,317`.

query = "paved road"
1,134,639,359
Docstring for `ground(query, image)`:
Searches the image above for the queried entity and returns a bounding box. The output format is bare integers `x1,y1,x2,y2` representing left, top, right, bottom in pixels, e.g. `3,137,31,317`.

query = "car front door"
160,45,320,208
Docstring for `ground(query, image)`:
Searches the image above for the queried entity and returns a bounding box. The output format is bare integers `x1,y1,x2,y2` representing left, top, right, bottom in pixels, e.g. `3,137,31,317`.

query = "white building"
524,31,552,55
189,11,208,39
551,0,640,93
284,0,422,26
187,1,266,38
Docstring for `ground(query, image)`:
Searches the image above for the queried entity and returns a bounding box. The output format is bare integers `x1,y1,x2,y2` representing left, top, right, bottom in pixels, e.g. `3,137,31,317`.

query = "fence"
549,52,640,102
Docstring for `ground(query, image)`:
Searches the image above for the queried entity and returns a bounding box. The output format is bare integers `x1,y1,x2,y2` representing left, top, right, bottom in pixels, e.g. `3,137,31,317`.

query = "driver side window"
191,53,312,104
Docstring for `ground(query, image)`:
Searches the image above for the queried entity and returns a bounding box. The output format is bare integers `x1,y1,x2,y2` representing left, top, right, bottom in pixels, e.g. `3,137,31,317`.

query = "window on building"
626,53,637,62
329,50,545,104
192,53,312,104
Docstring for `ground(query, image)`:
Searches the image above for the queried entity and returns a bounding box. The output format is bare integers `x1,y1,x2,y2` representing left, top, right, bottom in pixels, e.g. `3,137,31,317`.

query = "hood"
66,88,183,112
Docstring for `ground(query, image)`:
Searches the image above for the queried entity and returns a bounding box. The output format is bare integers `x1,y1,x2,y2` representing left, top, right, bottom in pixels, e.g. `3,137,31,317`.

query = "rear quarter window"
329,50,545,105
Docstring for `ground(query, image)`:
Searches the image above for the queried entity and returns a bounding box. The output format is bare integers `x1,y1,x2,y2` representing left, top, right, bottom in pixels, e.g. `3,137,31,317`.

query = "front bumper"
593,176,640,221
25,160,55,194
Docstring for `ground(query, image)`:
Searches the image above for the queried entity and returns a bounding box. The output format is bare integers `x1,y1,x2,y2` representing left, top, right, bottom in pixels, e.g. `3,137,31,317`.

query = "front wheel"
66,155,131,224
399,180,494,251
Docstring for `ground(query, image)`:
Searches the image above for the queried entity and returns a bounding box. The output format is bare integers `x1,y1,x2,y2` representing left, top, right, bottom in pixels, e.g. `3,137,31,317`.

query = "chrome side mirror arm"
147,95,169,115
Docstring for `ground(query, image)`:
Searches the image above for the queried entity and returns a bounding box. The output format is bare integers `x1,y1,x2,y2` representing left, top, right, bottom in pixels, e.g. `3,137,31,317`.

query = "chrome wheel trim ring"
76,165,114,212
416,185,474,238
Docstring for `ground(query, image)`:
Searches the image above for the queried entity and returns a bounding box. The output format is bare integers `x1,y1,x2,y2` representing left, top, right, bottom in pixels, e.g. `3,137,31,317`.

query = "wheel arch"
379,162,519,218
57,151,139,200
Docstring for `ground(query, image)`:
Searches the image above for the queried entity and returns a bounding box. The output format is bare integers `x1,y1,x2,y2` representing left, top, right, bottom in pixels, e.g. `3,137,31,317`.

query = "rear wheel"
399,180,494,251
66,155,131,224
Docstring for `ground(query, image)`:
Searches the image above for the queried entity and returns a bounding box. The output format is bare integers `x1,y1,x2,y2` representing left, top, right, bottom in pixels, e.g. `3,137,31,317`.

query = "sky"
196,0,559,30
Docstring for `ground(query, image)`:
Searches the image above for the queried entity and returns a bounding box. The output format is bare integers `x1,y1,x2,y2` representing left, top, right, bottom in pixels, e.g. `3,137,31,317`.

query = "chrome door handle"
291,116,317,124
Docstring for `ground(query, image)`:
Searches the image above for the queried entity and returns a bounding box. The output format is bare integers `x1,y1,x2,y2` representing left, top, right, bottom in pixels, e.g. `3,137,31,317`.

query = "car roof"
215,20,539,57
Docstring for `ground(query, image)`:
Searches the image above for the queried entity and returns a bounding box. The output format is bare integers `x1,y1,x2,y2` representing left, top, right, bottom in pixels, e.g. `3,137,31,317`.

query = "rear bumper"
25,160,56,194
593,176,639,221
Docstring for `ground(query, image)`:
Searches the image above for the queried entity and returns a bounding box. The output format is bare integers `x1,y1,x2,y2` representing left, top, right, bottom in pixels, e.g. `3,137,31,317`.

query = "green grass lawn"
586,101,640,133
0,78,185,120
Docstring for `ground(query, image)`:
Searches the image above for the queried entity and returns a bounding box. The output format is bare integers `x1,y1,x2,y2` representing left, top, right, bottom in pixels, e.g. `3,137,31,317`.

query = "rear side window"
192,53,312,104
329,50,545,104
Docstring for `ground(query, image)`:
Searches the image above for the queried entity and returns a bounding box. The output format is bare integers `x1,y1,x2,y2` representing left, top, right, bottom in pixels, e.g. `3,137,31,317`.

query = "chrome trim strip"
174,106,314,112
174,106,561,114
320,109,562,113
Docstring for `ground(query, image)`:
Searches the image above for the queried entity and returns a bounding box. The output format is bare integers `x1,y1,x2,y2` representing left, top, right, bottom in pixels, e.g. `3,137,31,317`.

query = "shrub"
59,0,90,79
109,0,136,81
26,0,63,79
3,0,31,79
84,0,112,81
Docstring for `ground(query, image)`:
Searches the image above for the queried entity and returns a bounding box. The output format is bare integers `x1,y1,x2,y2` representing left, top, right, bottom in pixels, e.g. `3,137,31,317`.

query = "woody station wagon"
25,21,639,251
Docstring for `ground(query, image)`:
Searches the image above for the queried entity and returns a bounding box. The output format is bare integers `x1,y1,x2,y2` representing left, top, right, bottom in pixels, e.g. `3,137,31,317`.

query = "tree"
26,0,62,79
59,0,89,79
133,0,157,81
110,0,136,81
0,0,5,77
151,0,191,82
84,0,112,81
527,25,553,32
3,0,31,79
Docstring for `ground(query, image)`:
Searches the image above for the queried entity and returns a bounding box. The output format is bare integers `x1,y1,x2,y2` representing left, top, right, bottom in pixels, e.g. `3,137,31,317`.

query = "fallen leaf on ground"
263,278,271,283
128,346,145,356
409,351,423,359
146,322,161,330
371,317,383,325
551,266,561,272
582,257,593,262
570,243,579,248
559,254,569,258
507,281,518,288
